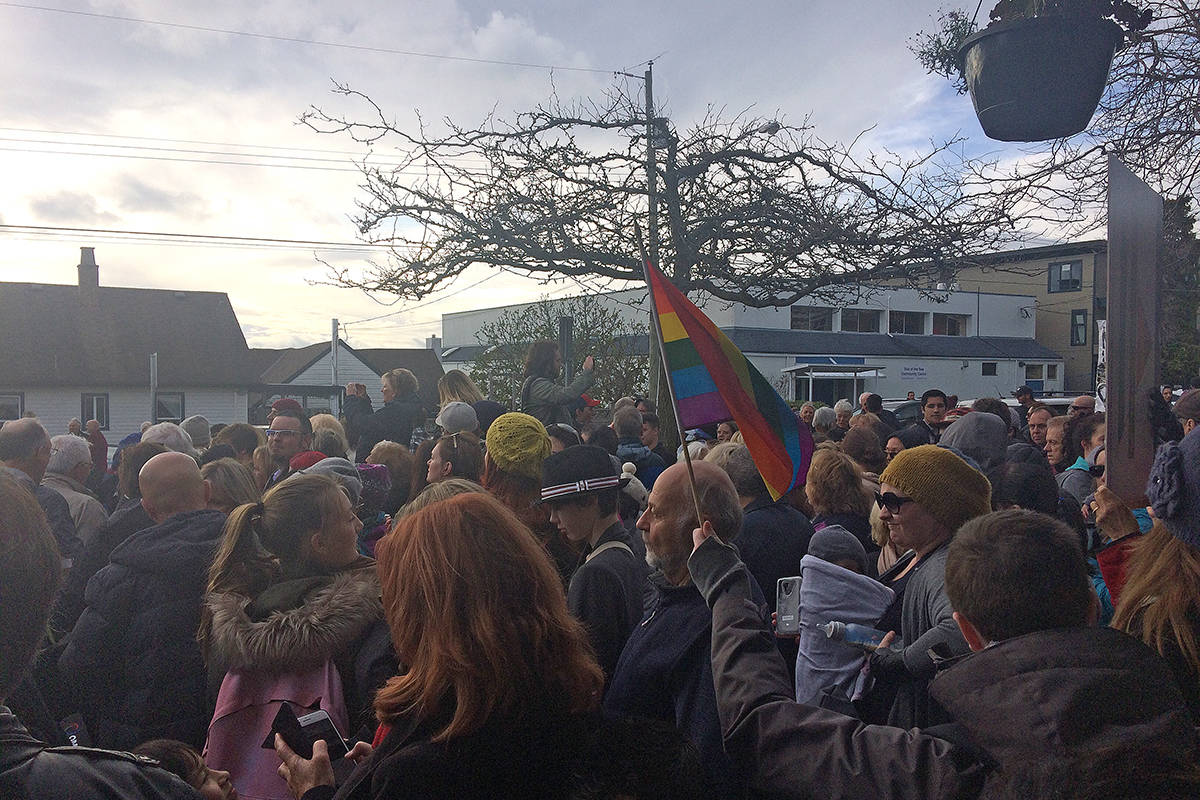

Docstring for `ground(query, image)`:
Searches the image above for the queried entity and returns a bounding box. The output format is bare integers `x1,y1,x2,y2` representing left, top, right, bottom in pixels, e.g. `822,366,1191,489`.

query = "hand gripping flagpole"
634,220,706,530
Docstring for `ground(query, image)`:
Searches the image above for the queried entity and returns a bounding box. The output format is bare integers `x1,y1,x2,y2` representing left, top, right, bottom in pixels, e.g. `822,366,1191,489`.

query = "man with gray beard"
603,460,764,798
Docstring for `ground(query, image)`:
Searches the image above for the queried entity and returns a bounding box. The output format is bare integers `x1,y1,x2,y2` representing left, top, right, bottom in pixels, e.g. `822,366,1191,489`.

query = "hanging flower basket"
956,15,1122,142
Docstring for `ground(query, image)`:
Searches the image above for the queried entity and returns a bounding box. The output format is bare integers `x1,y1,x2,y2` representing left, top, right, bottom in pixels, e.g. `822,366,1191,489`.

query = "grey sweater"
877,539,970,728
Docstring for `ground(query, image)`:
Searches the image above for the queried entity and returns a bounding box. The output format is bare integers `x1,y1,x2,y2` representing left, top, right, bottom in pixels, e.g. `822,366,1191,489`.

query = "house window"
1070,309,1088,346
791,306,835,331
982,362,997,376
1047,364,1059,380
0,393,23,422
932,313,969,336
1048,260,1083,293
1025,364,1044,380
889,310,926,335
154,392,185,424
81,393,110,430
840,308,880,333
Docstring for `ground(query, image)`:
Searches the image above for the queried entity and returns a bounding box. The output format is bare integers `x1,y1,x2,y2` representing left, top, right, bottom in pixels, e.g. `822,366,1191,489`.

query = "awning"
782,363,887,378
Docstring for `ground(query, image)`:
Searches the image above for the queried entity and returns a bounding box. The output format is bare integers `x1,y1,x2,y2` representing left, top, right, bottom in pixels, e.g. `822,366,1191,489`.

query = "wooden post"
1106,156,1163,505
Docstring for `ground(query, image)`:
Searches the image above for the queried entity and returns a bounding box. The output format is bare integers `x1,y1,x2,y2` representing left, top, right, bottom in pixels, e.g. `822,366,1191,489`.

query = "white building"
0,248,256,444
439,285,1064,406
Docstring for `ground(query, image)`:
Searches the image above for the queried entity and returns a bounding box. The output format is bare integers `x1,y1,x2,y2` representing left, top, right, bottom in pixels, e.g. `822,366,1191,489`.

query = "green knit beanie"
485,412,551,480
879,445,992,534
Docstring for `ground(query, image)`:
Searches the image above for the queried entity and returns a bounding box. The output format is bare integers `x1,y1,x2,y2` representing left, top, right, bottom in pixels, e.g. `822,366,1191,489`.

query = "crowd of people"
3,338,1200,798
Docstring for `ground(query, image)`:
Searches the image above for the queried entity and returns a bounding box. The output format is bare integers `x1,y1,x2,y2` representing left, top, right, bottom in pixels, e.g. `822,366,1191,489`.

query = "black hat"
1013,386,1034,398
540,445,629,503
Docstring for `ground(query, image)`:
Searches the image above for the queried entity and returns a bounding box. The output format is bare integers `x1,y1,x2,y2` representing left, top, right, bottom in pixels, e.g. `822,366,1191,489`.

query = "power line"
341,272,504,327
0,223,389,250
0,127,495,165
0,126,411,158
1,2,617,75
0,135,403,166
0,144,363,172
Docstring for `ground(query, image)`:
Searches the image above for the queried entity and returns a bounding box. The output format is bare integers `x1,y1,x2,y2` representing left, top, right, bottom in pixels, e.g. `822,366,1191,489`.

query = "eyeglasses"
874,491,914,514
265,428,300,438
1088,464,1105,478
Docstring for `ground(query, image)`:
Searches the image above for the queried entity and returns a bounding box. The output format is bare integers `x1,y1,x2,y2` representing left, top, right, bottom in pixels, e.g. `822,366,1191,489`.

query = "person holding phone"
276,492,707,799
518,340,595,427
199,475,396,797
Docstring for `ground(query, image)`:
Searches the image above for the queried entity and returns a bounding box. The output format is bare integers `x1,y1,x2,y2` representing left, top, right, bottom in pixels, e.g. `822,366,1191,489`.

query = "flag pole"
634,220,706,529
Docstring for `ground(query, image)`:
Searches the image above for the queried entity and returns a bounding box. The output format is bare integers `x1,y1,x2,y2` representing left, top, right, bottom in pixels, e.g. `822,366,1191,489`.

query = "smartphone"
262,703,349,760
776,576,802,636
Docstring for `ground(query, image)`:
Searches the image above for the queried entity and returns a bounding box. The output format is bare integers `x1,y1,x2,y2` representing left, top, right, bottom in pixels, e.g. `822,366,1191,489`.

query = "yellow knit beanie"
879,445,992,534
485,412,551,480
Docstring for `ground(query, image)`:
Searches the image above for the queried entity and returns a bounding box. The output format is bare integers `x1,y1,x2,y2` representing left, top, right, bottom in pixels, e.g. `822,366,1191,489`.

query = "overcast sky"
0,0,1018,349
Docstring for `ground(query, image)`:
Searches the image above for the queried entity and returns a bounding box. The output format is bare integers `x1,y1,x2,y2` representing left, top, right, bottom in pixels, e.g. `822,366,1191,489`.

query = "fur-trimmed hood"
205,568,383,675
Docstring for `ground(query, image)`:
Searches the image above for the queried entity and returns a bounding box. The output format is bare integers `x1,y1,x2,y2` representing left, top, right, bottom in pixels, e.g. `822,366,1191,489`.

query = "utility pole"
645,63,660,285
642,62,679,449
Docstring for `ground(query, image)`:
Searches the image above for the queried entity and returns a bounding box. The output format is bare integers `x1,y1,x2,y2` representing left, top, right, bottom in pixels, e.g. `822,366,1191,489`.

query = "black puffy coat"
52,501,154,633
58,509,226,750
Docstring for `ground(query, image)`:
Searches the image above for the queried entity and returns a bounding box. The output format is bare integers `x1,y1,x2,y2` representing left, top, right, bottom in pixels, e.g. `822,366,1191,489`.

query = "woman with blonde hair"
201,458,260,514
805,449,878,566
344,368,426,462
1109,428,1200,717
200,474,395,797
437,369,485,405
250,444,272,492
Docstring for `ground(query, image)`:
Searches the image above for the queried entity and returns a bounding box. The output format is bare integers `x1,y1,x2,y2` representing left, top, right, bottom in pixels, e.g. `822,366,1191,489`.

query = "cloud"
29,191,118,225
113,176,208,216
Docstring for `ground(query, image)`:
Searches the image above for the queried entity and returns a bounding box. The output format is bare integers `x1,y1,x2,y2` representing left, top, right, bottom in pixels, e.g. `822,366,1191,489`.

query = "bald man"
604,461,763,796
60,451,226,749
1069,395,1096,419
0,418,82,565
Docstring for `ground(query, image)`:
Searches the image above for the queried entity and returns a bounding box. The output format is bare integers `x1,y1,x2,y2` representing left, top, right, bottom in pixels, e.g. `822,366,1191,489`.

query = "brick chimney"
78,247,99,288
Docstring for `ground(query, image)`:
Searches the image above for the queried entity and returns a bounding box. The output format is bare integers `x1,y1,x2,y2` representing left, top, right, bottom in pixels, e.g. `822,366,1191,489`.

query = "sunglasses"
265,428,300,438
1088,464,1105,478
874,491,914,514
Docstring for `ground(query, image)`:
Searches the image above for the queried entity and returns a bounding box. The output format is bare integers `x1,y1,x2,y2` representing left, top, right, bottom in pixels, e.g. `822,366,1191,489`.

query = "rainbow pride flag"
645,257,814,500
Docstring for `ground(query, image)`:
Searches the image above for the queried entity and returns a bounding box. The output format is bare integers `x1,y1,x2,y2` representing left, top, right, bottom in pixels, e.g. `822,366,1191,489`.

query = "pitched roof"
252,342,331,384
0,281,258,387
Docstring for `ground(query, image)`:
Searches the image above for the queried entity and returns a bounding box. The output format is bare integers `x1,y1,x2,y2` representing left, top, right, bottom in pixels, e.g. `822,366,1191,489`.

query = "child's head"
132,739,236,800
808,525,869,574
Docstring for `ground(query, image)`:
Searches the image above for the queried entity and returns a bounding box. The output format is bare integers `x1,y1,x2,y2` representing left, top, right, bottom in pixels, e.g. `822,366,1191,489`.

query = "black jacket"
59,509,226,750
566,523,648,681
688,536,1199,799
347,394,425,461
300,708,708,800
0,707,200,800
604,571,764,797
737,497,814,673
52,502,154,634
737,497,814,614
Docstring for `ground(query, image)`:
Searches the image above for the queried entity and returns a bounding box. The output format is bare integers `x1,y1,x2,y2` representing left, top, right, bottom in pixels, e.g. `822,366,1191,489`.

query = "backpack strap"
585,540,633,563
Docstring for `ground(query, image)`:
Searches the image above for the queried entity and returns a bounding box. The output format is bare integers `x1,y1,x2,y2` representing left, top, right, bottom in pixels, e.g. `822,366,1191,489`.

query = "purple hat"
356,463,392,511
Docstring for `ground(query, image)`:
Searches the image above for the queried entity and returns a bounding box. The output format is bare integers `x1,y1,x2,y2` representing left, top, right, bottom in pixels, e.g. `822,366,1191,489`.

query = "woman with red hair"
275,491,705,800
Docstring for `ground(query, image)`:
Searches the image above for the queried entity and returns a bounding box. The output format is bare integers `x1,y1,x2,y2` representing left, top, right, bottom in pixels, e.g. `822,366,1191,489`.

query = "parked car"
880,399,922,427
